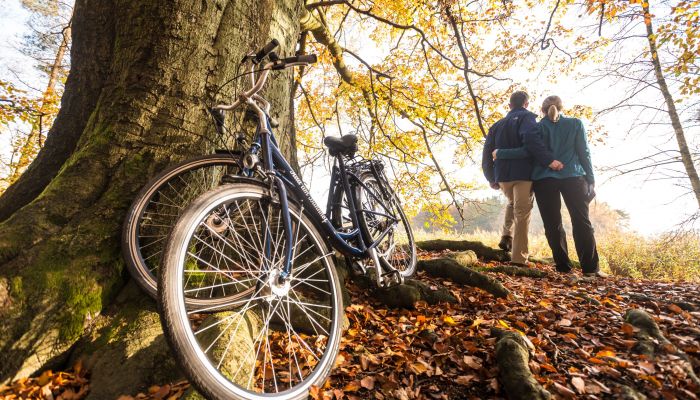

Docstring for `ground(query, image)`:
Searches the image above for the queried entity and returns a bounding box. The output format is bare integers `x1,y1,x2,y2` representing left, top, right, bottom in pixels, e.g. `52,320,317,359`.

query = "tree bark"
0,1,302,396
642,0,700,209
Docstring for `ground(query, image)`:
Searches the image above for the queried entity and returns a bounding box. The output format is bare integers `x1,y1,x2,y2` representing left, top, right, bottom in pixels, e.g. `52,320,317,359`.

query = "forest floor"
1,249,699,400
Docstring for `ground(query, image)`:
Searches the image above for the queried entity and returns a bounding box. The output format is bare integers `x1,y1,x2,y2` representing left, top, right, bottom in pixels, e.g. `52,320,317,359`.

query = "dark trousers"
533,177,599,273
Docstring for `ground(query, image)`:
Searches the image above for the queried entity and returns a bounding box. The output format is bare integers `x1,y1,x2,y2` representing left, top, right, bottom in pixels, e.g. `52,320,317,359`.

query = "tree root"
353,274,457,309
418,258,510,298
625,309,700,386
448,250,479,267
492,329,551,400
476,265,549,278
619,385,648,400
416,240,510,262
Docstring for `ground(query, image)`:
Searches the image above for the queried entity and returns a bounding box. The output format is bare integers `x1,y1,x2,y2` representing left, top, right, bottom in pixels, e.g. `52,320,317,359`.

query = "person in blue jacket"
482,91,563,266
493,95,606,277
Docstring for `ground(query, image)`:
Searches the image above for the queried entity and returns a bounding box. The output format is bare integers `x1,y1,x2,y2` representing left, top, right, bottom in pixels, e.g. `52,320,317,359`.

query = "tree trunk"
642,0,700,209
0,1,302,397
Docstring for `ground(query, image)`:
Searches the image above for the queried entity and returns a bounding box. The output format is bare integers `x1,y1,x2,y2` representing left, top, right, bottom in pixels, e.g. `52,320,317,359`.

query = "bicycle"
158,40,417,400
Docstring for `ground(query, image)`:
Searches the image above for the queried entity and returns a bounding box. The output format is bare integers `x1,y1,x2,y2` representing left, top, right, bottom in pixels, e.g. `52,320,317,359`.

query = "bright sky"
1,0,697,235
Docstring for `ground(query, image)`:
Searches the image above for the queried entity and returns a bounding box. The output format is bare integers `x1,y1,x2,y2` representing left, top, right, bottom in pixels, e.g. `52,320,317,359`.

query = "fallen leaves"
3,253,700,399
0,363,89,400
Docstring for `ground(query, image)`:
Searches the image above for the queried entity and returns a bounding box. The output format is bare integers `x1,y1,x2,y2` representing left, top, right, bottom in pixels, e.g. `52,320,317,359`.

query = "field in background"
414,229,700,282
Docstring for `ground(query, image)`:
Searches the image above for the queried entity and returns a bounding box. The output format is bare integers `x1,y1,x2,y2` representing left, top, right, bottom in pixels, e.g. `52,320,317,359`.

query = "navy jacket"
482,107,553,183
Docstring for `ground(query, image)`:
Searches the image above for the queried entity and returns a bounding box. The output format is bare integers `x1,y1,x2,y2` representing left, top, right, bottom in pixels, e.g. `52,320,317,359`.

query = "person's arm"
482,128,496,185
522,116,556,167
575,120,595,184
494,146,529,160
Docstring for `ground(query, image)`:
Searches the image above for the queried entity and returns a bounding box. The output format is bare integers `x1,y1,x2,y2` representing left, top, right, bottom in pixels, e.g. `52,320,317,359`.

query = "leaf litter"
2,254,699,399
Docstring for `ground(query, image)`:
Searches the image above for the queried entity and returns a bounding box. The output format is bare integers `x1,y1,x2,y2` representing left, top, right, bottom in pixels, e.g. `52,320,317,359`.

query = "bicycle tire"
159,182,343,400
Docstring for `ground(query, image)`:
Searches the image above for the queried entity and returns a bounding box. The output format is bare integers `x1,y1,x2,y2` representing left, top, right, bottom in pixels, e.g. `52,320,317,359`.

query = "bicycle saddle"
323,134,357,157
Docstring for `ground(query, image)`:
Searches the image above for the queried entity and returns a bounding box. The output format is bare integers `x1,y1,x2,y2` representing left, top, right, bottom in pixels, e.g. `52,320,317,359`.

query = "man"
482,91,562,266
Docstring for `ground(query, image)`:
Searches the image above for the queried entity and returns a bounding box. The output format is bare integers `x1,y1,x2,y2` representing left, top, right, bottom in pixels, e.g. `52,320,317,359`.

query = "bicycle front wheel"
159,182,343,400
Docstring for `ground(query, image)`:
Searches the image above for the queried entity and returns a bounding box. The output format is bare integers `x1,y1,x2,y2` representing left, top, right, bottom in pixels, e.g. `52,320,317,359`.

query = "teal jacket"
496,116,595,183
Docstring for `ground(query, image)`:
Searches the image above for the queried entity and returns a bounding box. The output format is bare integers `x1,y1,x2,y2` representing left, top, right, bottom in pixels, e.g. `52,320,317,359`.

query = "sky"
0,0,697,235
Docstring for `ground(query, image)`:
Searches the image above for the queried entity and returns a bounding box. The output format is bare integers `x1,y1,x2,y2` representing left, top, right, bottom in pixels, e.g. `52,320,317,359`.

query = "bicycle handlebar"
252,39,279,64
272,54,318,70
214,41,318,130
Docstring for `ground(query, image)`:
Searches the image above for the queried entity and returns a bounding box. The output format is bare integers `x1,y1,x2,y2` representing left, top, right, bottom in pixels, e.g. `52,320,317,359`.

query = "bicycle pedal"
380,269,403,287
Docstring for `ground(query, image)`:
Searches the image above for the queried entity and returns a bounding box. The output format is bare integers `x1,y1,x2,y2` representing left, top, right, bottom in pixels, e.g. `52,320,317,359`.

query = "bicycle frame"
240,115,404,283
214,60,401,285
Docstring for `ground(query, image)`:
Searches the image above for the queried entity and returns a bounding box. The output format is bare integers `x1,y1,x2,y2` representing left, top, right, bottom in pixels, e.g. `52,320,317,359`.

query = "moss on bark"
494,330,551,400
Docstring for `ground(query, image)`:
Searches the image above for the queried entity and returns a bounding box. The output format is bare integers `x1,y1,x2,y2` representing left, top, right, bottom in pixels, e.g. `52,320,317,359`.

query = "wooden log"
493,330,551,400
418,258,510,298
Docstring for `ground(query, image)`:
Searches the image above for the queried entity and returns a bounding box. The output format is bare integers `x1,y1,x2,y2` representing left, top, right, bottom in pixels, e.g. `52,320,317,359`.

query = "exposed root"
418,258,510,298
416,240,509,262
493,329,551,400
448,250,478,267
353,274,457,309
476,265,549,278
625,309,700,386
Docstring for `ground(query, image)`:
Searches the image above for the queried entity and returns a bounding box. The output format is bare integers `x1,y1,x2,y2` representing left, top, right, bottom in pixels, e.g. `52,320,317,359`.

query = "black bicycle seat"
323,135,357,157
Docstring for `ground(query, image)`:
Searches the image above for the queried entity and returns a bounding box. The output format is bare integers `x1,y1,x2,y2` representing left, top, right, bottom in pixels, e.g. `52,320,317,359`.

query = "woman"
494,96,605,277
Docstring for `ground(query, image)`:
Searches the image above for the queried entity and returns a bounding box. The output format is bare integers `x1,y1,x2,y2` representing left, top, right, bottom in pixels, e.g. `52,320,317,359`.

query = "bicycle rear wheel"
122,154,241,300
159,182,342,400
353,170,417,278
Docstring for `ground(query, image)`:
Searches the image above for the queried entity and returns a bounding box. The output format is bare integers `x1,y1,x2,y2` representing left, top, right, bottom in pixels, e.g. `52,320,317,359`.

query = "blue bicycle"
158,40,416,400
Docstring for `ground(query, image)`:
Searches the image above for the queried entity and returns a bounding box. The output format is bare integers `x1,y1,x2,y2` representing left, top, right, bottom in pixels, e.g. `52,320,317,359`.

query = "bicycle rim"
160,183,342,400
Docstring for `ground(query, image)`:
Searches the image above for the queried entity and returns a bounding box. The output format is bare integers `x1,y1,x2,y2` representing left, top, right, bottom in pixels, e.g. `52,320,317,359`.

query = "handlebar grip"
253,39,279,63
282,54,317,64
296,54,317,64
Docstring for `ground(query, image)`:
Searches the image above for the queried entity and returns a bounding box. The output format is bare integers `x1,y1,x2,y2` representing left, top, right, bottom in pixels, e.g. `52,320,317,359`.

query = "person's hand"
585,182,596,201
492,149,498,160
490,182,500,190
549,160,564,171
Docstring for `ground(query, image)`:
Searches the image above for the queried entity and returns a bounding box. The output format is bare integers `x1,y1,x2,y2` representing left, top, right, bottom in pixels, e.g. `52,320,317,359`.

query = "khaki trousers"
499,180,533,264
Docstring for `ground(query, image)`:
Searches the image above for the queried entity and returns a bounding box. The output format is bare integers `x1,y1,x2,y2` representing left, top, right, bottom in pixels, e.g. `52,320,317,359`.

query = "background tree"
572,0,700,211
0,0,72,190
294,0,601,228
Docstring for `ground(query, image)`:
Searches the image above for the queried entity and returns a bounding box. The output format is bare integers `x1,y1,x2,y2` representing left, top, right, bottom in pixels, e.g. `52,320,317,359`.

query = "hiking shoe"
498,235,512,252
583,271,608,278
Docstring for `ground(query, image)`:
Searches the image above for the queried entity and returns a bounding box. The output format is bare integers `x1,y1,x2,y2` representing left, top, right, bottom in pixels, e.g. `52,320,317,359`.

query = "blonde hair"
542,95,563,122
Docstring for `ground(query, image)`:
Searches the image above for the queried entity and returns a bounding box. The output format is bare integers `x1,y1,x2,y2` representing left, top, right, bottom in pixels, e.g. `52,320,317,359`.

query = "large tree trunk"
0,0,302,397
642,0,700,209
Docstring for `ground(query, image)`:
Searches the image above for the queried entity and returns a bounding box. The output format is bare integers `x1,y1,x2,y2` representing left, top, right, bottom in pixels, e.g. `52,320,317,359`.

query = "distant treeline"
413,196,630,235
